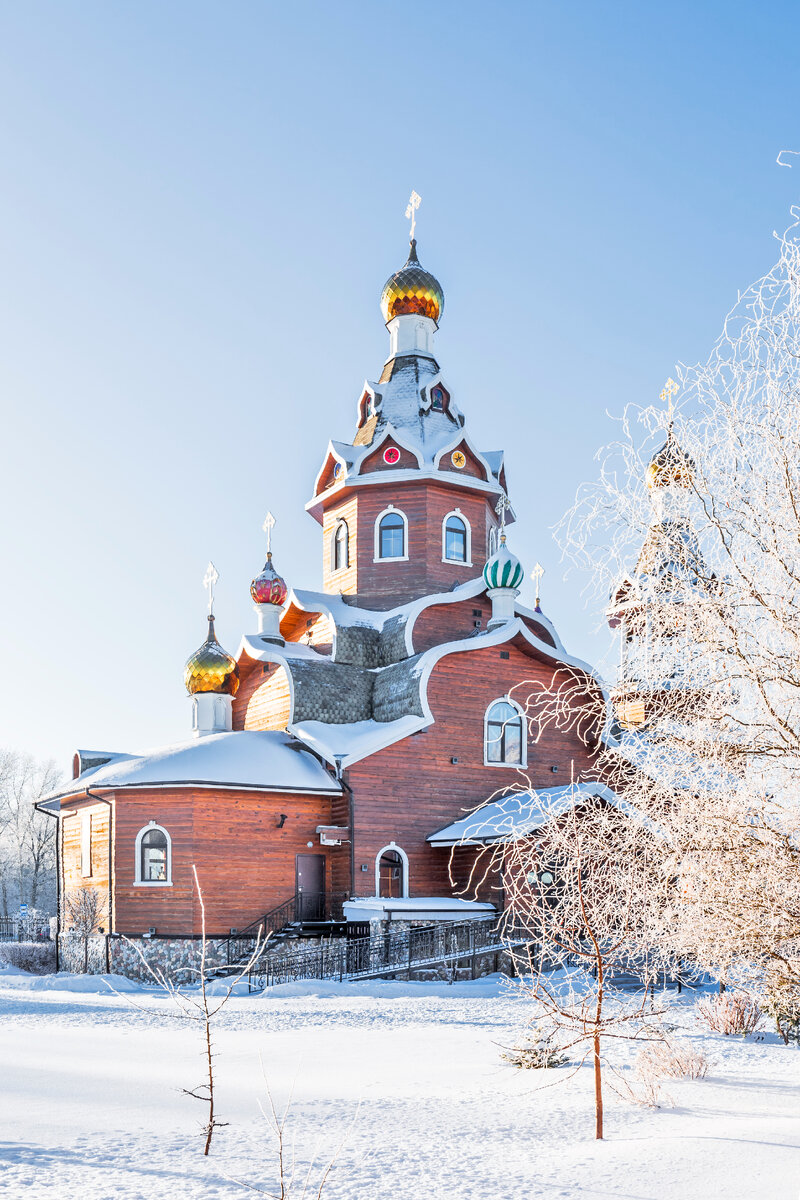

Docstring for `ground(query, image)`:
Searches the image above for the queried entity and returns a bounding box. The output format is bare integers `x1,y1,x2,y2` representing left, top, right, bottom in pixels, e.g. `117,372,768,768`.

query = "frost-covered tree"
558,211,800,997
462,788,676,1139
0,750,60,916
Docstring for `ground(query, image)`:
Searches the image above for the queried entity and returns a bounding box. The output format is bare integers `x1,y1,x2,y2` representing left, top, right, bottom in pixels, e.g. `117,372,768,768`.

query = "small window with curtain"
141,828,169,882
378,511,406,559
485,699,525,765
444,514,467,562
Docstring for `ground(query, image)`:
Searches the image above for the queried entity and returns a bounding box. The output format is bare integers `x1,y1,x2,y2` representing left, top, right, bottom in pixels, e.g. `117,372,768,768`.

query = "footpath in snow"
0,968,797,1200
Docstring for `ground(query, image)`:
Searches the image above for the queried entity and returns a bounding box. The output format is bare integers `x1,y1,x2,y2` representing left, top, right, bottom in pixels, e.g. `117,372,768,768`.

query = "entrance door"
296,854,325,921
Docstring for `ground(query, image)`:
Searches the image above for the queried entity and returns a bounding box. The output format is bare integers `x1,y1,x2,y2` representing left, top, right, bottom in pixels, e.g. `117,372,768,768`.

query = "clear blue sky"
2,1,799,770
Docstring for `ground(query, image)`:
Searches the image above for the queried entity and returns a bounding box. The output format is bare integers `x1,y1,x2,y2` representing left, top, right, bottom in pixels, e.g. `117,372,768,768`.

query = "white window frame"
134,821,173,887
374,841,410,898
483,696,528,768
330,518,349,575
441,508,472,566
373,505,409,563
80,812,92,878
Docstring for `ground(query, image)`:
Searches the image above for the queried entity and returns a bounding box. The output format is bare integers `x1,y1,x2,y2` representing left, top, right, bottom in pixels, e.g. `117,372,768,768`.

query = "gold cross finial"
262,511,276,556
405,191,421,240
659,377,679,424
203,561,219,616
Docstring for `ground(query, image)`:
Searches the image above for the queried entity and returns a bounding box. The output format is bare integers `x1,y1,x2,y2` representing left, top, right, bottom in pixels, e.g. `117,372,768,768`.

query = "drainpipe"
333,756,355,898
33,801,60,970
85,789,114,973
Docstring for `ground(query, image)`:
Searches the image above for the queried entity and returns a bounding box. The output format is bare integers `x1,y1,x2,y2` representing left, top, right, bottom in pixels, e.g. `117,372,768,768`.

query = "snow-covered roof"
342,897,497,922
427,783,631,846
39,731,341,808
291,716,427,767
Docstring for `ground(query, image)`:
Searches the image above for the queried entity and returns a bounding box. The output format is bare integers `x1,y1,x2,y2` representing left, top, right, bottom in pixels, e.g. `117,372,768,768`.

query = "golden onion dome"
646,431,695,491
183,616,240,696
380,239,444,325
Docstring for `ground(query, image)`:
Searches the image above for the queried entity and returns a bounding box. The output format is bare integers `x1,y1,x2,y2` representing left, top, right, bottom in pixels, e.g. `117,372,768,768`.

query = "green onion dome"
483,535,524,591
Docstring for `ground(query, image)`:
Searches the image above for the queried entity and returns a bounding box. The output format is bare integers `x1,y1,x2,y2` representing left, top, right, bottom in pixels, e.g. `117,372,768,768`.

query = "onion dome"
483,535,524,591
184,616,239,696
646,431,695,490
380,239,444,325
250,552,288,607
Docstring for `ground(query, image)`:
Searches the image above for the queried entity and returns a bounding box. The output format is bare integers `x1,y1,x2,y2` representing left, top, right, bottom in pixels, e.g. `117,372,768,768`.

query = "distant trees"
0,749,60,917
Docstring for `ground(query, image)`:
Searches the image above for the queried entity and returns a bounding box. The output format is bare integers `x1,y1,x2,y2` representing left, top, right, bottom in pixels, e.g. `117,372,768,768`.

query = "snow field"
0,972,797,1199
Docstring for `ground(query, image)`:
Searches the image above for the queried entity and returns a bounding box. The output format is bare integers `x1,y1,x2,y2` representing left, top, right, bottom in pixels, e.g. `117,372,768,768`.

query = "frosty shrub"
697,991,762,1037
636,1039,709,1081
761,979,800,1045
0,941,55,974
501,1031,568,1070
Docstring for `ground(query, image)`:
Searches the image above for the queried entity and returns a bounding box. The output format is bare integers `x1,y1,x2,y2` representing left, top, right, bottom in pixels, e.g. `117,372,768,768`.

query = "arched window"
484,698,526,767
442,510,471,564
332,519,349,573
375,842,409,898
374,506,408,561
134,822,172,886
429,383,449,412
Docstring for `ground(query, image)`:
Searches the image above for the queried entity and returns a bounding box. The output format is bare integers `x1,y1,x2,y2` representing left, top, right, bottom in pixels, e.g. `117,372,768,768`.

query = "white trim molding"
483,695,528,769
134,820,173,887
441,508,472,566
373,504,409,563
374,841,410,898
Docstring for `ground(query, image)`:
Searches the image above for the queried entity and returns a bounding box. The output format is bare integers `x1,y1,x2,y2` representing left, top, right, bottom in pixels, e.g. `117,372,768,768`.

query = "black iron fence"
0,915,53,942
249,915,512,991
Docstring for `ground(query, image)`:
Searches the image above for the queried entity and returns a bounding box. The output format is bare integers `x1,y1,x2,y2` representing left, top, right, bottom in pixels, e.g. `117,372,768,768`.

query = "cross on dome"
659,377,679,424
263,511,276,555
405,190,421,240
203,561,219,615
495,494,511,539
531,562,545,609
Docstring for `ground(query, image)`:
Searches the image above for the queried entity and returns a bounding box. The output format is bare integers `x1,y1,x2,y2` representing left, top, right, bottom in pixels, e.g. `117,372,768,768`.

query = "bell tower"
306,200,511,609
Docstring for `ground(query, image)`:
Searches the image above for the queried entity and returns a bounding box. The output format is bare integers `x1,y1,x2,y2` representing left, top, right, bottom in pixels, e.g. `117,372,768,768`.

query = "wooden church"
40,224,607,960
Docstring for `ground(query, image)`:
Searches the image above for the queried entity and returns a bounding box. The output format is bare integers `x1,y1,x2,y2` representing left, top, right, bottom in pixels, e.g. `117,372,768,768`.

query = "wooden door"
296,854,325,921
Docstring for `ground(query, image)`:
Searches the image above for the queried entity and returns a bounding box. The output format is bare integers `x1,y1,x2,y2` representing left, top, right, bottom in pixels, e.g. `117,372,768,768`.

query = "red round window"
383,446,401,465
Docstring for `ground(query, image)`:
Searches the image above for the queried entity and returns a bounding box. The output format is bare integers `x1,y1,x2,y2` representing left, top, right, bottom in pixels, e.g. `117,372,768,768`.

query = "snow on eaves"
39,731,341,806
290,715,427,768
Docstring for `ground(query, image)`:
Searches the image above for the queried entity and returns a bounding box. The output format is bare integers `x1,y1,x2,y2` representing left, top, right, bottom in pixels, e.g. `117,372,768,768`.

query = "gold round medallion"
451,450,466,470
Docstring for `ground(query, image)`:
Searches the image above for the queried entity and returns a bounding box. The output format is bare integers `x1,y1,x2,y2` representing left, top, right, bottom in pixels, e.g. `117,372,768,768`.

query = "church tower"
608,414,707,730
306,235,510,609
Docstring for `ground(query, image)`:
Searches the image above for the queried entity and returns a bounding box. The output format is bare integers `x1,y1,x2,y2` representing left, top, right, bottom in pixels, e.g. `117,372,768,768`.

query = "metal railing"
211,892,349,973
249,915,514,991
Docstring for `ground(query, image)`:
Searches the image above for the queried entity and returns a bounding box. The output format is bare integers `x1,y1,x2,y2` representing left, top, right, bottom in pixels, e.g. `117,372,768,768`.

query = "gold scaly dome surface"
183,615,240,696
646,430,695,490
380,239,444,325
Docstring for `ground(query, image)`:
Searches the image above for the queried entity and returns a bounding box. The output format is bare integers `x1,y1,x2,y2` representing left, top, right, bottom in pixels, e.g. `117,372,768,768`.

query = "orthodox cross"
659,377,679,425
405,190,421,240
495,494,511,537
531,562,545,609
262,511,276,556
203,561,219,616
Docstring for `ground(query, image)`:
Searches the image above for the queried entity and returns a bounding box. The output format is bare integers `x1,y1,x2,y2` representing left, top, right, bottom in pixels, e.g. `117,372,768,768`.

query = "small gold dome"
646,432,694,490
184,616,240,696
380,239,444,325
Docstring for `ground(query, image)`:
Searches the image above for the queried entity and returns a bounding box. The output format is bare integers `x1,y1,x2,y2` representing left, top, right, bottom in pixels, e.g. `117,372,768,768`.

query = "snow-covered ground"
0,968,797,1199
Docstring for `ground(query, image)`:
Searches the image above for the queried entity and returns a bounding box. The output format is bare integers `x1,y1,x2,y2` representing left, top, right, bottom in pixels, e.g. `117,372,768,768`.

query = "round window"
383,446,401,466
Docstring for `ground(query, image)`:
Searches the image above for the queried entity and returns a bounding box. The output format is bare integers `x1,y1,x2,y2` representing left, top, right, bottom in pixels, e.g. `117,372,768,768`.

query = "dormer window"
430,384,449,412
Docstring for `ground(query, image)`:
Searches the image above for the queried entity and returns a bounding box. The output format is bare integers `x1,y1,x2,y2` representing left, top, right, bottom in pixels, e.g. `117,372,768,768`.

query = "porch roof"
427,783,629,846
